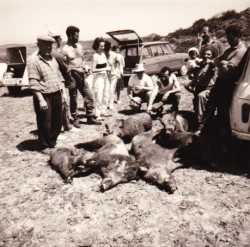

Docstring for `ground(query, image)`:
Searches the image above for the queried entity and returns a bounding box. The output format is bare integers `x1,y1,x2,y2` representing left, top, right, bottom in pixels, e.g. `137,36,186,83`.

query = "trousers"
33,90,62,148
68,70,95,118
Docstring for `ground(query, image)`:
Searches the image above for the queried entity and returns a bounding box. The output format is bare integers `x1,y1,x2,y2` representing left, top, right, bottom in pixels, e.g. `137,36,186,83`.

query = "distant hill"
163,8,250,52
0,8,249,63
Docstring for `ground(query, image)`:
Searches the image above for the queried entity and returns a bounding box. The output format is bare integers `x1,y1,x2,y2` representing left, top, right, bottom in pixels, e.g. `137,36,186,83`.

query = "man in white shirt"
62,26,101,126
128,63,158,112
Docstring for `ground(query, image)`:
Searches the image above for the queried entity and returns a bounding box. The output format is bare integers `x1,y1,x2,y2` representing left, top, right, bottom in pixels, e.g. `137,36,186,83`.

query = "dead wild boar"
76,134,123,151
106,113,153,143
49,147,93,183
131,133,177,193
83,136,139,191
154,111,198,149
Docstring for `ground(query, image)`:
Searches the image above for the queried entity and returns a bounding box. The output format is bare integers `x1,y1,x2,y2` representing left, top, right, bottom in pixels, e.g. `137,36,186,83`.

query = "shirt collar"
38,54,53,64
230,41,243,50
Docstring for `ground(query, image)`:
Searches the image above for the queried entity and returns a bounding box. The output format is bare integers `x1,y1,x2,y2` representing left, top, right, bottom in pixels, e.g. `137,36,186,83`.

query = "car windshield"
149,45,164,56
161,43,174,54
142,47,151,58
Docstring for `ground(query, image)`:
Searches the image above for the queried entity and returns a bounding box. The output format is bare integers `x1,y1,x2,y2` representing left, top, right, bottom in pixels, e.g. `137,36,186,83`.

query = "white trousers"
109,74,119,109
93,73,110,117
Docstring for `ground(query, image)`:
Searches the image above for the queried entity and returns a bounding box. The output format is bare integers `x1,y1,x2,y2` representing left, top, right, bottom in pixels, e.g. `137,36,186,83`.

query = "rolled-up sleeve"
27,60,42,91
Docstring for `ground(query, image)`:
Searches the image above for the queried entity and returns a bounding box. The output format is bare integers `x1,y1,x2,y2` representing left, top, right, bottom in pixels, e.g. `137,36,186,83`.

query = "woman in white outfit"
105,40,121,110
92,37,110,119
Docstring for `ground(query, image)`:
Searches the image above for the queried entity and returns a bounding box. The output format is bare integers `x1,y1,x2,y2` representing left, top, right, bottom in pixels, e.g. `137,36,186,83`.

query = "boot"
72,118,81,128
87,116,102,125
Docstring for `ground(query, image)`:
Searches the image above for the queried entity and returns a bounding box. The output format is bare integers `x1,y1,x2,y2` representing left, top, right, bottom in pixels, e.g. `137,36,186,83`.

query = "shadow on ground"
16,139,43,152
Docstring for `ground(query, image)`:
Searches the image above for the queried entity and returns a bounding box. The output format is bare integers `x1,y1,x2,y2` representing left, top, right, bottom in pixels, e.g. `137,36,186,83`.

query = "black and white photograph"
0,0,249,246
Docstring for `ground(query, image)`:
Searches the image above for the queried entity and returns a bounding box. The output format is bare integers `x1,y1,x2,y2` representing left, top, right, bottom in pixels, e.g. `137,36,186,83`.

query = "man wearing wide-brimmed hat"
28,35,67,153
128,63,158,112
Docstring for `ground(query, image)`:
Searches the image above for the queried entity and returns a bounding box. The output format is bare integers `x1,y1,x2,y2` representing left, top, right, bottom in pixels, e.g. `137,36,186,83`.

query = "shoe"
86,117,102,125
40,147,54,155
101,112,112,117
72,118,81,128
57,134,67,140
63,124,72,131
96,116,104,121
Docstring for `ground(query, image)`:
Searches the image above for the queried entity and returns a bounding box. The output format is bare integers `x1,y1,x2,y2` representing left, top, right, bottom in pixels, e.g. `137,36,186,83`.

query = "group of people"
184,24,247,135
28,23,247,154
28,25,124,153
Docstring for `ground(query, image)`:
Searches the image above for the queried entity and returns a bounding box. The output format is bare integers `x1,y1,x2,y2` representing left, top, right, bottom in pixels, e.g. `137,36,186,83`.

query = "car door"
106,30,142,46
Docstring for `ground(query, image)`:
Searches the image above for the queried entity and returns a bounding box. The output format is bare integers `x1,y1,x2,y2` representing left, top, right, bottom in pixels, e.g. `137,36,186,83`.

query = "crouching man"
151,66,181,113
28,35,66,153
128,63,158,112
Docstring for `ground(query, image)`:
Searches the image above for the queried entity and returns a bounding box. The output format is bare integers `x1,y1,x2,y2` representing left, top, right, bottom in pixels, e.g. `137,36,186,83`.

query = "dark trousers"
33,91,62,148
155,92,181,111
68,70,95,118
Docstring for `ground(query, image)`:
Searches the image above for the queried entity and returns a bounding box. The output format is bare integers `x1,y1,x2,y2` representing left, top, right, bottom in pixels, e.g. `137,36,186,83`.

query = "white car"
0,46,29,96
230,47,250,140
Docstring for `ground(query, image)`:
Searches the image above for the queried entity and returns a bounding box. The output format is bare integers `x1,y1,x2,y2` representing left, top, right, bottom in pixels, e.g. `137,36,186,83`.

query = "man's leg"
161,92,181,112
33,94,52,148
197,90,210,126
168,92,181,111
50,91,63,147
145,87,158,112
74,71,101,124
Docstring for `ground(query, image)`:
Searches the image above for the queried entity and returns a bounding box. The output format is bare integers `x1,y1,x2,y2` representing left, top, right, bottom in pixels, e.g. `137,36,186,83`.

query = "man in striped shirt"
28,35,66,153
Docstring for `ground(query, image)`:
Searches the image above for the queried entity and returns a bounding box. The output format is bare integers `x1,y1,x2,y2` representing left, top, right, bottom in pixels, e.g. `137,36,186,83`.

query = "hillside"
164,8,250,52
0,7,249,63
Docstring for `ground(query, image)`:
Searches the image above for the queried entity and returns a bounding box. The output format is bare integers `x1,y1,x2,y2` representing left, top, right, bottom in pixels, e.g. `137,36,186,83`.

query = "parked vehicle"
230,47,250,141
0,46,29,96
106,29,188,82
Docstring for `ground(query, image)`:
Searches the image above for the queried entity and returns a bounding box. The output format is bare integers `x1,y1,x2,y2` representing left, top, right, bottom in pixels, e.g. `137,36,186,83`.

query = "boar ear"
104,123,112,135
172,111,177,118
117,119,125,128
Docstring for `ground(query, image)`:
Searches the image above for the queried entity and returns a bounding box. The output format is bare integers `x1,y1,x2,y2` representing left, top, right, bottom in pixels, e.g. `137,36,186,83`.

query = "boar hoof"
100,178,113,192
65,177,73,184
164,179,177,194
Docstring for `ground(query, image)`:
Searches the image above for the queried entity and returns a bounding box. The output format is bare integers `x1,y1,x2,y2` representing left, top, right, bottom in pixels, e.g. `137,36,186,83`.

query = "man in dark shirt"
202,25,247,147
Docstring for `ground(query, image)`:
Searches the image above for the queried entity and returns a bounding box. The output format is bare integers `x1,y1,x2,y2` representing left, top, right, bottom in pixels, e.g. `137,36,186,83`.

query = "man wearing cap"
28,35,67,152
62,26,100,127
128,63,158,112
198,25,224,59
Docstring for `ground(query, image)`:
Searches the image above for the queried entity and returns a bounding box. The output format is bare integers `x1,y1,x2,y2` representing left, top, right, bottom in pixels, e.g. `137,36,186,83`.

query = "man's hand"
134,85,144,94
39,98,48,111
162,92,170,101
219,60,229,73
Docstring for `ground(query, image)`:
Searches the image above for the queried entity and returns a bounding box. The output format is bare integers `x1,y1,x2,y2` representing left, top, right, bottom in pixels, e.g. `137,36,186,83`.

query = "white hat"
188,47,199,56
133,63,145,73
48,30,61,38
37,35,55,43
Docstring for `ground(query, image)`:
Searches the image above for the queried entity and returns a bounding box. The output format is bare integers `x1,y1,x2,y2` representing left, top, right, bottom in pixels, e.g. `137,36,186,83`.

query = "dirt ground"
0,83,250,247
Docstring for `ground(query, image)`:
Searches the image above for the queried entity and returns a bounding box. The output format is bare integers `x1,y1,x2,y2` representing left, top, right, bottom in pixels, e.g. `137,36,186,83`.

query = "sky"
0,0,249,44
